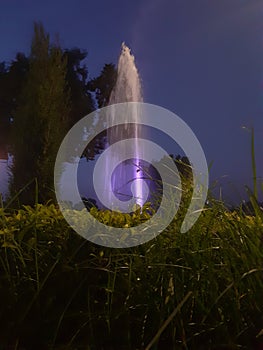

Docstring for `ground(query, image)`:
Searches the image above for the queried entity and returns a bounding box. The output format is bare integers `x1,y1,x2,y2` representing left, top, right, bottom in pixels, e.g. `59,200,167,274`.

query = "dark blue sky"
0,0,262,203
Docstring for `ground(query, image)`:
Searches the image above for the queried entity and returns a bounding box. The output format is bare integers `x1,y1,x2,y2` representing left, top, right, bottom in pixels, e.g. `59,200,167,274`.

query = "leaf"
2,241,18,249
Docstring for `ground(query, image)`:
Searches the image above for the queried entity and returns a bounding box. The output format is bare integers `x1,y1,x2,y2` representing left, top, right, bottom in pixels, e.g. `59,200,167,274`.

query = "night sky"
0,0,262,203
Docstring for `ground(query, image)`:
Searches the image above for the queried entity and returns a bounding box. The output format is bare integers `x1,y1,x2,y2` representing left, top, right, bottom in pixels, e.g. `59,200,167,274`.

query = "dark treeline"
0,22,117,204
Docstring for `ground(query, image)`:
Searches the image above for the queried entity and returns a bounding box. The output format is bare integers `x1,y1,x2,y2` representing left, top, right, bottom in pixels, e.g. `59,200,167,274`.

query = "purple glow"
107,44,145,209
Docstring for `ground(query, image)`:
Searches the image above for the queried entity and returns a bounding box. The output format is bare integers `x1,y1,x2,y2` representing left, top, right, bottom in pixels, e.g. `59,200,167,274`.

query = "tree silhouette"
10,22,71,204
0,53,29,155
89,63,117,108
80,63,117,161
0,25,119,203
64,48,94,126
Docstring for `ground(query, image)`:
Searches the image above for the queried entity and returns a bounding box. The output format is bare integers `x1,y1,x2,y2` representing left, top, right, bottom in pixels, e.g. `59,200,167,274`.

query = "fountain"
105,43,147,209
55,43,209,247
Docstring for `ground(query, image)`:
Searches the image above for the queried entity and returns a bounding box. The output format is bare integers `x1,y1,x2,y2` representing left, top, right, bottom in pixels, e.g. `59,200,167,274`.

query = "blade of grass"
145,291,192,350
51,277,87,348
5,178,37,209
201,282,234,324
250,127,258,200
19,253,61,323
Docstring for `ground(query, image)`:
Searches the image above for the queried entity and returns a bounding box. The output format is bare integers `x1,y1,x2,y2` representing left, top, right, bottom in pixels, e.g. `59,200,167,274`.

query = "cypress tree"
10,22,70,204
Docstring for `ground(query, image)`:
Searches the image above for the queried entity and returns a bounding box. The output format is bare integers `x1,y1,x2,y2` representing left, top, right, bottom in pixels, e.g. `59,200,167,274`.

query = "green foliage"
89,202,154,227
10,23,71,204
89,63,117,108
82,63,117,161
64,48,95,126
0,53,29,152
0,199,262,349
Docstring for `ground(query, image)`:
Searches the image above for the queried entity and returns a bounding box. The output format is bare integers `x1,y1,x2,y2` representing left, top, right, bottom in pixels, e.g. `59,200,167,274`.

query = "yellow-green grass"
0,197,262,349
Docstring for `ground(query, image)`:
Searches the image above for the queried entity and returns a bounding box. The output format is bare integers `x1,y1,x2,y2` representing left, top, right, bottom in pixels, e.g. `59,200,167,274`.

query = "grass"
0,194,262,349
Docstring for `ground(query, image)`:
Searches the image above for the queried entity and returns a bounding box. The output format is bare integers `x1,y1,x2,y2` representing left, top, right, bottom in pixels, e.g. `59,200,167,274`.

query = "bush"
0,201,262,349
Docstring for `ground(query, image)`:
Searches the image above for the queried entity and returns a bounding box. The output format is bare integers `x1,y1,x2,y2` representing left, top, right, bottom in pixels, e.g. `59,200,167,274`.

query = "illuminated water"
106,43,145,208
